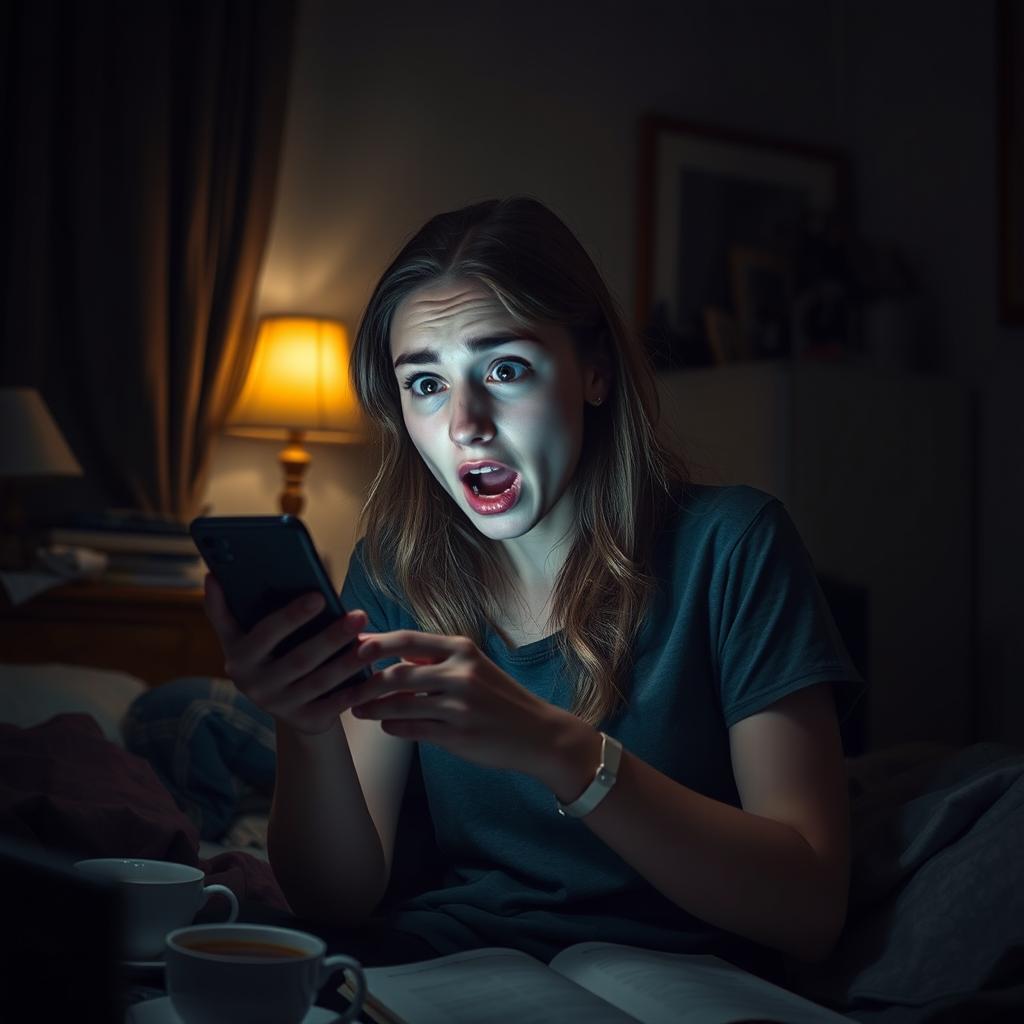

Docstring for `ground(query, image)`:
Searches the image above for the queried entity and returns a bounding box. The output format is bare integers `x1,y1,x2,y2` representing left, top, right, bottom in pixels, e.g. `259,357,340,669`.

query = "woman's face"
390,278,605,543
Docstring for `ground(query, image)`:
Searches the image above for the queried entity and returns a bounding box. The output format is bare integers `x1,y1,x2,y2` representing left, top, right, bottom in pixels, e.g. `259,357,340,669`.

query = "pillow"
0,663,148,746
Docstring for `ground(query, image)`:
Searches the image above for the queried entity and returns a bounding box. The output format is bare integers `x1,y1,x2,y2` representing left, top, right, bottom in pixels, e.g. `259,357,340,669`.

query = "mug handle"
200,883,239,923
319,955,366,1024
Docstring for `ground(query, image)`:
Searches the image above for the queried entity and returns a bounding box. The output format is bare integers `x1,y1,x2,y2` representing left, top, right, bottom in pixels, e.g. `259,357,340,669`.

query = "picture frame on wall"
635,115,849,369
999,0,1024,325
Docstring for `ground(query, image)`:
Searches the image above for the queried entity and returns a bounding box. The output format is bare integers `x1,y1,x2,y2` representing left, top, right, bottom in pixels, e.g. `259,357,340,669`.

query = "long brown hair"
350,197,690,725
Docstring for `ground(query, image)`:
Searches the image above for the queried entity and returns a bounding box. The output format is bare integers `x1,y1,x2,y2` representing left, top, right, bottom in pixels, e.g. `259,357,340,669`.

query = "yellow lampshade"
226,316,367,443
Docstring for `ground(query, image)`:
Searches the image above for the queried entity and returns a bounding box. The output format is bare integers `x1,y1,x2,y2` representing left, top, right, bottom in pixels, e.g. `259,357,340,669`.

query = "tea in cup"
73,858,238,961
165,923,366,1024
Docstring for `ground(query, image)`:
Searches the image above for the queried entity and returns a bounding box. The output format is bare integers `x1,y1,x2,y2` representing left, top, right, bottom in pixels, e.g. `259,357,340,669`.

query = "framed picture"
999,0,1024,324
635,115,849,368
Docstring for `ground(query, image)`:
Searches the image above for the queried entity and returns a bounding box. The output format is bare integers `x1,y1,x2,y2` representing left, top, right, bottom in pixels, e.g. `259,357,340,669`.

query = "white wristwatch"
555,732,623,818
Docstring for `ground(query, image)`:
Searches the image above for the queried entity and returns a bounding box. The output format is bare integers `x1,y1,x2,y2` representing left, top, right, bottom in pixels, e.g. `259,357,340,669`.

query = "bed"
1,660,1022,1023
0,663,287,909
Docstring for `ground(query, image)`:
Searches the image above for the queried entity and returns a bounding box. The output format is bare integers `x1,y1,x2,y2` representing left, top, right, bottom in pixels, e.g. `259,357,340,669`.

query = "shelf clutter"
38,509,202,589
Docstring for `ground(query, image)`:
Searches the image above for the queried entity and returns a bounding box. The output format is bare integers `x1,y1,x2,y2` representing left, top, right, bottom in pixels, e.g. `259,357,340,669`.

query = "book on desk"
337,941,852,1024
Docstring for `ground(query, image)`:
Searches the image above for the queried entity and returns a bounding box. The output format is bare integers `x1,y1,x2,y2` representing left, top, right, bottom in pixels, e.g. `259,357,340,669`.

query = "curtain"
0,0,297,522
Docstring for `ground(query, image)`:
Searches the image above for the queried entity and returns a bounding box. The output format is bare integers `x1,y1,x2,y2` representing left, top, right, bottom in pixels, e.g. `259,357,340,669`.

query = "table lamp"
0,387,84,568
225,315,368,515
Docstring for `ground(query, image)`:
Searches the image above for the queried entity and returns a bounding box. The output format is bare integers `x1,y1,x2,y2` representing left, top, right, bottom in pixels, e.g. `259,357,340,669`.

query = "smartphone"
189,515,370,687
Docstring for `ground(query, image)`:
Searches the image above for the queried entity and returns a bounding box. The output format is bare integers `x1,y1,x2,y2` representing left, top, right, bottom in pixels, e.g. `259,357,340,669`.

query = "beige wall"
201,0,839,579
200,0,1023,743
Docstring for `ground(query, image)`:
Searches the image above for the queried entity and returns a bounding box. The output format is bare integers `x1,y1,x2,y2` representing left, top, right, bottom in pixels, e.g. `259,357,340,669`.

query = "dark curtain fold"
0,0,297,522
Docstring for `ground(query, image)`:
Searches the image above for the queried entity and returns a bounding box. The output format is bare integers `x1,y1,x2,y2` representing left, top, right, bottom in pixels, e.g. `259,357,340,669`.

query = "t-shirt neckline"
483,626,562,664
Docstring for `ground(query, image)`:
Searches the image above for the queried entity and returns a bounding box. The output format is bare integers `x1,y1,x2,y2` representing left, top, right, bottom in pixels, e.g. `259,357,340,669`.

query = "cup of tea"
165,923,367,1024
73,858,238,961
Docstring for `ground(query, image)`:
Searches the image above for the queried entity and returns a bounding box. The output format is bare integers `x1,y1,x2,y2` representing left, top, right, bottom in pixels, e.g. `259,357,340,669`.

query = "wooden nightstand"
0,580,226,685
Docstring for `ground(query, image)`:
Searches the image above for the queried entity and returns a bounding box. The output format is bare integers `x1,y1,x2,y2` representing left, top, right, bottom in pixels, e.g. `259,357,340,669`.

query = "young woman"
204,197,863,984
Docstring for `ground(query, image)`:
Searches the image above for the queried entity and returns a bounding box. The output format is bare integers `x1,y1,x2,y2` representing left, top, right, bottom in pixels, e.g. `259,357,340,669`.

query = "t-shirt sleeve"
715,498,865,728
339,538,403,671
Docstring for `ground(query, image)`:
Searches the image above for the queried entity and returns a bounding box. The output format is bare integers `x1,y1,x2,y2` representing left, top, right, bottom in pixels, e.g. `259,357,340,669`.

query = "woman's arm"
268,713,413,928
536,682,850,963
344,628,850,962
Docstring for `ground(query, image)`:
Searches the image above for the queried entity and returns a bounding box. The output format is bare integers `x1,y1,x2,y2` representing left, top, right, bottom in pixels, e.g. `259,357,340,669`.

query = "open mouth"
464,468,520,495
460,464,519,497
458,461,522,514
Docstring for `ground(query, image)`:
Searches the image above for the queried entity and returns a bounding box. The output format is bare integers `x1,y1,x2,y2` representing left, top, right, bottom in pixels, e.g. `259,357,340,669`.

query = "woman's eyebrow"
393,333,543,370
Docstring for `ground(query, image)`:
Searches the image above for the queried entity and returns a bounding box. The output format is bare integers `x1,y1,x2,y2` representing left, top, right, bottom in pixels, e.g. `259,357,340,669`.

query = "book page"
549,943,852,1024
355,947,643,1024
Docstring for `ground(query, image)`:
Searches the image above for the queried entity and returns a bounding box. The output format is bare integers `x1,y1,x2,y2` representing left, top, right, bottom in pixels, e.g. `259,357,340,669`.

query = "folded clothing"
123,676,276,841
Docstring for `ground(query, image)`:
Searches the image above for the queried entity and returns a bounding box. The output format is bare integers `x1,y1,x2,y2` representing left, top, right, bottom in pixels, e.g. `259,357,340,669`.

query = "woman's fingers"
352,692,463,721
242,591,330,666
281,609,368,679
202,573,382,736
275,638,378,713
202,573,243,647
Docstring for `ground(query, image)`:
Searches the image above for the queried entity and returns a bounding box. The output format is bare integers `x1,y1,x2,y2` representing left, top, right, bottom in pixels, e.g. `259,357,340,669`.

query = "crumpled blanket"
122,676,276,842
786,741,1024,1021
0,713,289,912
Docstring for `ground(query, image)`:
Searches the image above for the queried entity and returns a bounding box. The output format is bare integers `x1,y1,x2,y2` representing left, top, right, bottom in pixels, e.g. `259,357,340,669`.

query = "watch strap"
555,732,622,818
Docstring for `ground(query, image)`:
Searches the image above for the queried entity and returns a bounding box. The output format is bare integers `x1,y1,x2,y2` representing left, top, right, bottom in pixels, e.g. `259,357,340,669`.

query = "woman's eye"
402,375,443,397
400,360,530,398
490,360,528,384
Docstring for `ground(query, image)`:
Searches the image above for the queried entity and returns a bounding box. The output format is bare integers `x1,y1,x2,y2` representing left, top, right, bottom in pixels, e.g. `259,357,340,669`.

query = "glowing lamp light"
226,316,368,515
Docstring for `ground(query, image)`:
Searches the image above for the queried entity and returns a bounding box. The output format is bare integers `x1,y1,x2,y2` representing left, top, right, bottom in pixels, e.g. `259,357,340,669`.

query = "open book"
338,941,852,1024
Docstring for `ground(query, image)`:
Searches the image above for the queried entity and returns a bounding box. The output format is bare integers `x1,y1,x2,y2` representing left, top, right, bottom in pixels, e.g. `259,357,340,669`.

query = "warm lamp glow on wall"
225,316,368,515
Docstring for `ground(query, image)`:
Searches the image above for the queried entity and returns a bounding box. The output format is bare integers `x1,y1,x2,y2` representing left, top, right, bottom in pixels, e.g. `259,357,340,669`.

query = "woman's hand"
339,629,571,774
202,573,376,736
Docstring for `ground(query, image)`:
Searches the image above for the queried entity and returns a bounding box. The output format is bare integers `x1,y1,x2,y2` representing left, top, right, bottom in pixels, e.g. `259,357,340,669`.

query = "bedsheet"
786,741,1024,1021
0,712,289,912
4,708,1024,1022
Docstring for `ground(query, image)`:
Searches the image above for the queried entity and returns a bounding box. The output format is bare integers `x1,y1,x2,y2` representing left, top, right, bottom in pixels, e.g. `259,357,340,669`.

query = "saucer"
122,957,165,971
125,996,347,1023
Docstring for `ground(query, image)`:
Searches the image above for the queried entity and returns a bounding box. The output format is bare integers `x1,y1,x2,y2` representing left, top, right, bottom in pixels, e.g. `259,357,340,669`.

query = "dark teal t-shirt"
340,483,865,970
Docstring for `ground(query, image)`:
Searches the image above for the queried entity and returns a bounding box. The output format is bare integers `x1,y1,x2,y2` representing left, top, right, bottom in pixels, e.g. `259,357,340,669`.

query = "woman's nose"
449,389,495,447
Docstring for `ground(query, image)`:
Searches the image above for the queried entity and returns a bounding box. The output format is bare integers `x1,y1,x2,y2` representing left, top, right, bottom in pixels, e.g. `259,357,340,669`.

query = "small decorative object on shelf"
702,307,744,366
730,245,793,361
635,114,846,371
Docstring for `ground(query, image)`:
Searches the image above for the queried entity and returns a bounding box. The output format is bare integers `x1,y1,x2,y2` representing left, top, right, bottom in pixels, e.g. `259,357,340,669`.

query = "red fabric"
0,713,289,912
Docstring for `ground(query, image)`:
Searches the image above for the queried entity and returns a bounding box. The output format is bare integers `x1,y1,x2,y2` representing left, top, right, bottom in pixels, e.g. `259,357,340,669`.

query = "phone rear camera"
198,536,234,564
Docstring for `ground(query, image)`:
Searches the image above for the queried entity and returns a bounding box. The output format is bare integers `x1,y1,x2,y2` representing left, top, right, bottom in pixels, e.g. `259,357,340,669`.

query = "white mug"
165,923,367,1024
73,858,238,961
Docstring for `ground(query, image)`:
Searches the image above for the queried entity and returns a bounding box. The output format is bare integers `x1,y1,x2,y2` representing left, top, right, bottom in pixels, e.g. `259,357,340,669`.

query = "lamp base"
0,531,40,571
278,433,311,516
0,481,37,570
